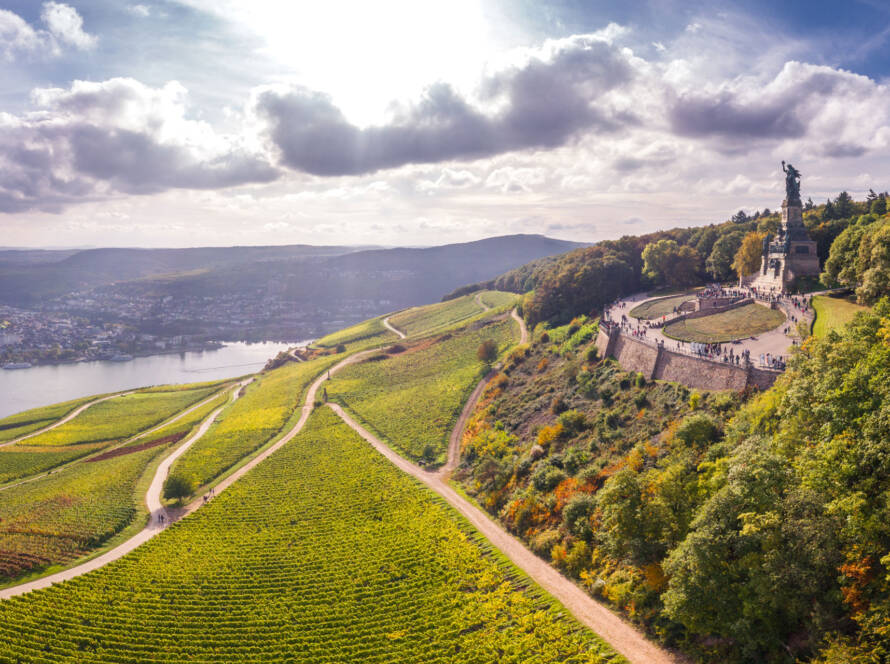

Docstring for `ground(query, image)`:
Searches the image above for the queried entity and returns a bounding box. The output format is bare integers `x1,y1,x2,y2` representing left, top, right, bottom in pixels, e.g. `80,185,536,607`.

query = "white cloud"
42,2,97,50
128,5,151,18
0,2,95,61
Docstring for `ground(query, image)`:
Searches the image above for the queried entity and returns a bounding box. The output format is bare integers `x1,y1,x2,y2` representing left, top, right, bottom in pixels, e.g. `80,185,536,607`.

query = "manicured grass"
662,302,786,342
0,395,105,443
629,293,696,320
19,386,221,448
327,316,518,465
314,315,396,351
168,355,340,490
812,294,869,338
0,408,621,663
388,294,486,337
0,390,232,584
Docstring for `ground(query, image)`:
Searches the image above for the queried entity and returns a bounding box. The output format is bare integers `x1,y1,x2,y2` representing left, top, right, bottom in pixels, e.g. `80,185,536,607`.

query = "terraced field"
327,316,518,464
0,408,620,663
0,390,233,582
478,290,521,309
0,396,103,444
388,293,486,337
168,355,342,492
0,386,224,485
314,316,396,351
20,386,222,448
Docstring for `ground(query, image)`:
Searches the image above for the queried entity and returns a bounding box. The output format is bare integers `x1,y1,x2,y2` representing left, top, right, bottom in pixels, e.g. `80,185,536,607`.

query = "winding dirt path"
0,384,237,494
1,391,134,448
382,315,407,339
323,309,678,664
0,381,247,599
440,308,528,476
474,292,492,311
328,402,678,664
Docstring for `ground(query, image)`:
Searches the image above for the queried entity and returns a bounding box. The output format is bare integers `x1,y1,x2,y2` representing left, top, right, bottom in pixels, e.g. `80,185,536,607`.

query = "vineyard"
326,315,518,464
19,386,222,448
387,293,488,337
0,395,104,444
0,407,621,663
0,389,233,582
314,316,396,351
167,355,341,492
478,290,521,309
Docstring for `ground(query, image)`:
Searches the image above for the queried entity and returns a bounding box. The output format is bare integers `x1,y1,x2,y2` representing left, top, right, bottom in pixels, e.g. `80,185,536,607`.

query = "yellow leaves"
536,423,563,447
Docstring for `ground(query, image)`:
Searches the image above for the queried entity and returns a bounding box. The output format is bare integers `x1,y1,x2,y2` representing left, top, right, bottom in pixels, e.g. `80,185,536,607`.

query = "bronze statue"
781,161,801,205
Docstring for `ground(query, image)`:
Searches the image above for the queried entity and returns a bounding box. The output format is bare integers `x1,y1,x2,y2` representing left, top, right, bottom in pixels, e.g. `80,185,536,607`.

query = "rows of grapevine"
0,390,233,582
0,408,622,663
327,315,518,464
314,315,396,351
388,293,487,337
478,290,521,309
167,356,340,491
0,395,104,444
0,386,224,485
20,386,222,448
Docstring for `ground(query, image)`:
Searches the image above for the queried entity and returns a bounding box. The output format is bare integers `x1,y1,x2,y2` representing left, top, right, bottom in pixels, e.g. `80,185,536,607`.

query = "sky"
2,0,890,248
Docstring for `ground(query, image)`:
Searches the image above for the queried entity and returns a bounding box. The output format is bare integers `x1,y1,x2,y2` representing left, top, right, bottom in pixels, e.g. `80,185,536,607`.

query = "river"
0,341,298,419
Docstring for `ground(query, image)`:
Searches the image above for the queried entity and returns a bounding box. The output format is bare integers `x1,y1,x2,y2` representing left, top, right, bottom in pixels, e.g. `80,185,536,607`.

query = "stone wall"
597,323,780,392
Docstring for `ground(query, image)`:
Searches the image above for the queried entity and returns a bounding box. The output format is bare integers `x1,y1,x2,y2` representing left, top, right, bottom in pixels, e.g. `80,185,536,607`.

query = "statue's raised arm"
781,161,801,205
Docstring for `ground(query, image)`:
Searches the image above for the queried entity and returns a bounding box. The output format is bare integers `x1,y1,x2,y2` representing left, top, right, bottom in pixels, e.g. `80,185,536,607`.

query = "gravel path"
474,292,491,311
0,380,248,599
382,316,407,339
328,402,679,664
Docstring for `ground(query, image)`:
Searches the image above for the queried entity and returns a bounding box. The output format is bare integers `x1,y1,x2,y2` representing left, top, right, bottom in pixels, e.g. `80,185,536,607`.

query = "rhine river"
0,341,296,419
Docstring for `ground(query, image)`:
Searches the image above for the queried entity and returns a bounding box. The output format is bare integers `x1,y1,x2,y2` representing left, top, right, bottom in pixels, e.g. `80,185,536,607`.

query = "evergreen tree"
871,196,887,216
822,199,837,220
835,191,854,218
731,210,749,224
805,197,815,211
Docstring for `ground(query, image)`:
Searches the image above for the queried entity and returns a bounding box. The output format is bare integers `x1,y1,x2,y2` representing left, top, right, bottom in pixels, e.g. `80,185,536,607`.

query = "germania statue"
781,161,801,206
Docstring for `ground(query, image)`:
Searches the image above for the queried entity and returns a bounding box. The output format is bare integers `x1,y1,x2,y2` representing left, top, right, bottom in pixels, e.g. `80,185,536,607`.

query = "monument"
746,162,820,292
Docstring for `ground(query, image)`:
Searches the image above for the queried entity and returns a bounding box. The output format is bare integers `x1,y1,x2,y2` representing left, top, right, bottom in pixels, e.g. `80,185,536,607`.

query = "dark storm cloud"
668,92,806,139
256,37,635,176
0,78,279,213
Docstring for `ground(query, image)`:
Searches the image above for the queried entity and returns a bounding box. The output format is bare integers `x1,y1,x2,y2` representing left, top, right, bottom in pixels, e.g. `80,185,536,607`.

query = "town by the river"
0,341,294,418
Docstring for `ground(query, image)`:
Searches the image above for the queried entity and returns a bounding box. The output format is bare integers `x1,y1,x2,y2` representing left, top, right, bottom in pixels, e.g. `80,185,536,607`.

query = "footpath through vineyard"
0,391,133,448
326,309,680,664
0,380,249,599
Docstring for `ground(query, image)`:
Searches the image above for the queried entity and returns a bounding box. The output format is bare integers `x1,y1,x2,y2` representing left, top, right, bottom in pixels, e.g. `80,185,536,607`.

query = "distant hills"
0,234,584,340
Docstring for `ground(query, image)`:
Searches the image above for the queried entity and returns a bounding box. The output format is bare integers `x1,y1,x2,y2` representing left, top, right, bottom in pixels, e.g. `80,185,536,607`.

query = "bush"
563,494,596,541
335,343,347,353
673,413,719,448
477,340,499,365
163,473,194,502
558,409,589,435
532,466,567,492
586,346,599,362
550,396,568,414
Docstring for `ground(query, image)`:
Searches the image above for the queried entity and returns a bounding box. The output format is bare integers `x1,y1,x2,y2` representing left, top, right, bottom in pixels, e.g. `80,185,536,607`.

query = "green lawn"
0,408,621,663
478,290,520,309
327,316,518,465
663,303,786,342
812,294,870,338
629,293,697,320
